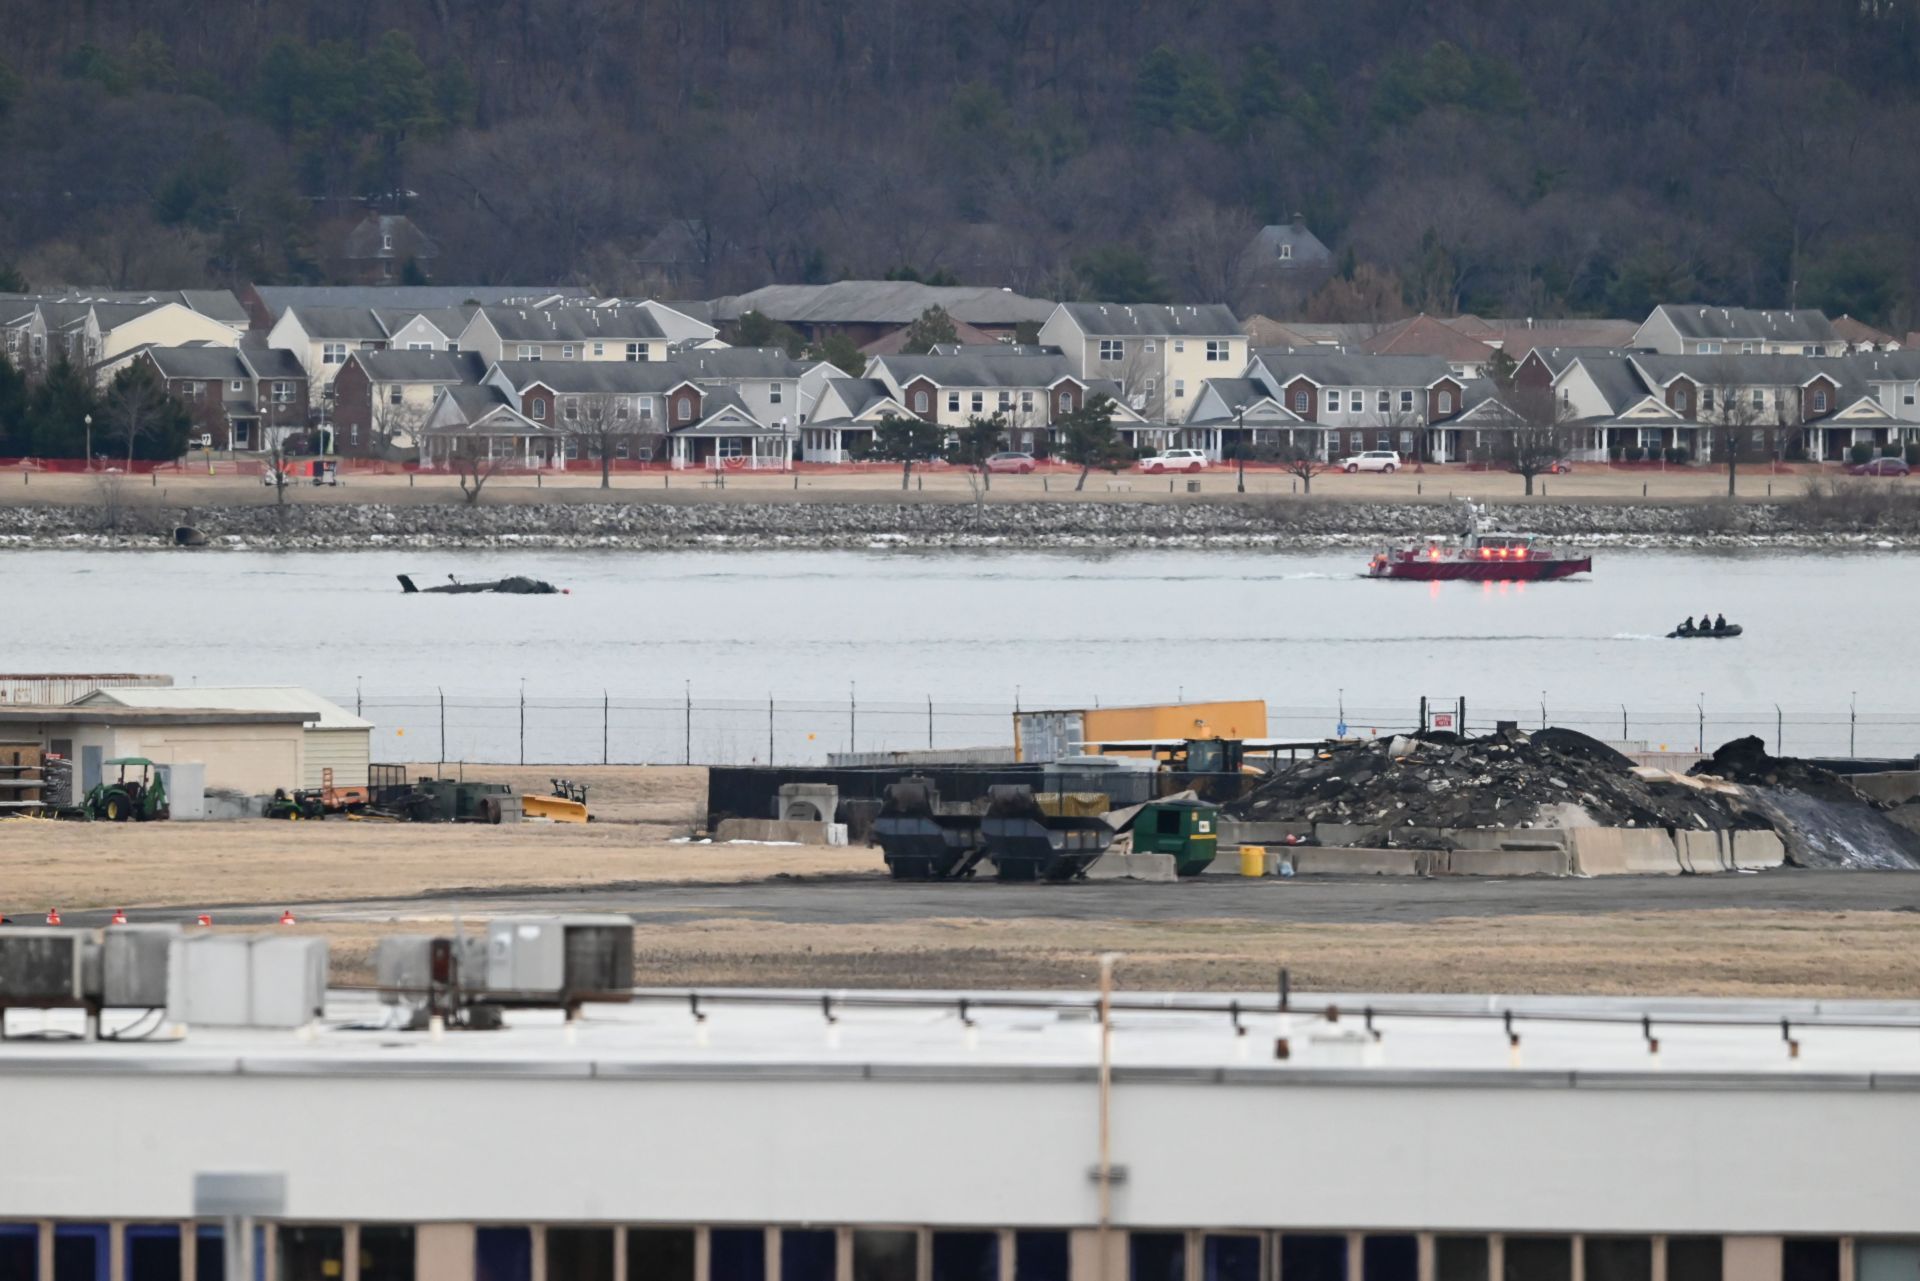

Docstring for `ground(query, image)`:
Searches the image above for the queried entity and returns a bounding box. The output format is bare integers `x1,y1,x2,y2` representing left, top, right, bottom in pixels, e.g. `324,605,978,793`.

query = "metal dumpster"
870,778,985,880
980,785,1114,882
1131,799,1221,876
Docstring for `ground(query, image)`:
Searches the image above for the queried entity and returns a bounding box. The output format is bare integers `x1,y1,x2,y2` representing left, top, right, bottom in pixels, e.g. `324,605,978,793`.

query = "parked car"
1340,450,1402,474
1138,448,1209,474
984,451,1036,474
1546,459,1575,474
1848,456,1911,477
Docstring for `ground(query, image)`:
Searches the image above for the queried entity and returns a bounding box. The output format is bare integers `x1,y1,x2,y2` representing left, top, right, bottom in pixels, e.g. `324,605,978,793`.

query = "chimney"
1290,211,1305,230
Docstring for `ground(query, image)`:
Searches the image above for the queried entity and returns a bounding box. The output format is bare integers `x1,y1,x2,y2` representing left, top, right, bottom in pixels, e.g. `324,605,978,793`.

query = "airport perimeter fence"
335,689,1920,769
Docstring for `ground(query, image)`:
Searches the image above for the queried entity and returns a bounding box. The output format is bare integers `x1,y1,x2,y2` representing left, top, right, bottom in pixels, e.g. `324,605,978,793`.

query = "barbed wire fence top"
333,689,1915,768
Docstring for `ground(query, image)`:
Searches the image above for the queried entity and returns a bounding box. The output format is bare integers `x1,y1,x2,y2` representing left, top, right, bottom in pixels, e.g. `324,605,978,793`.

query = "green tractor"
84,757,170,822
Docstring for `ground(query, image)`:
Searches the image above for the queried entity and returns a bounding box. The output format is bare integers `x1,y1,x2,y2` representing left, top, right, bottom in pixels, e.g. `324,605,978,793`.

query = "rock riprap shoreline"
0,500,1909,550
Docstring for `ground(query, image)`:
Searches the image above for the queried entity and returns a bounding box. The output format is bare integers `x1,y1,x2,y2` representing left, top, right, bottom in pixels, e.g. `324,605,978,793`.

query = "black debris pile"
1691,736,1871,805
1229,726,1747,839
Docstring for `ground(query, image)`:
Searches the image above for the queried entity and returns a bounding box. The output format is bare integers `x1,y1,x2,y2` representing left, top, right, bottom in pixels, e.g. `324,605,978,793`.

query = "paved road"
53,871,1920,929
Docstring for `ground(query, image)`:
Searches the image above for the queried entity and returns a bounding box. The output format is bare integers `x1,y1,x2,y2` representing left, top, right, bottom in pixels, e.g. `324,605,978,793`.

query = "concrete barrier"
1445,828,1571,852
1675,829,1731,874
1850,772,1920,806
1218,819,1312,846
1284,847,1434,877
1444,847,1572,877
1084,851,1178,882
714,818,849,846
1732,828,1786,871
1567,827,1682,876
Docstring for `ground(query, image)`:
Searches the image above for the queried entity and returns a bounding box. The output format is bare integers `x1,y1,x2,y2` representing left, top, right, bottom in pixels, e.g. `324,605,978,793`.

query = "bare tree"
372,396,427,461
1494,384,1577,496
102,364,172,471
1702,379,1766,498
1276,442,1332,495
561,391,629,489
450,436,504,506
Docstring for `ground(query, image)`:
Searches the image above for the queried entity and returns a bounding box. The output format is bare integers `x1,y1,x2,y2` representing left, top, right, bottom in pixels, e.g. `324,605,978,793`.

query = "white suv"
1340,450,1401,474
1138,448,1209,474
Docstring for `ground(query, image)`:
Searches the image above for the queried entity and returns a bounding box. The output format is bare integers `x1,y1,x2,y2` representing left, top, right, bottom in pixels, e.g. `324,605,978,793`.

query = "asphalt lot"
55,869,1920,928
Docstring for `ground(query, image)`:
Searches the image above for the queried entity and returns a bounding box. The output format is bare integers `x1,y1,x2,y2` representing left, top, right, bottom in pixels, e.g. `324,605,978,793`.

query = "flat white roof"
74,685,373,731
7,988,1920,1087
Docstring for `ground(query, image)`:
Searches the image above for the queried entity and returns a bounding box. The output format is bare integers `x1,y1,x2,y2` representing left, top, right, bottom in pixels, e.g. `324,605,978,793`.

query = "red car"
1848,457,1911,476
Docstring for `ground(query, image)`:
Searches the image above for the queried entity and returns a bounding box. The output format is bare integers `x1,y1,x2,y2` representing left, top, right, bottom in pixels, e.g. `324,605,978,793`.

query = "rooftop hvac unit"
484,915,633,1006
102,925,179,1008
168,934,330,1029
377,934,487,1024
0,929,88,1004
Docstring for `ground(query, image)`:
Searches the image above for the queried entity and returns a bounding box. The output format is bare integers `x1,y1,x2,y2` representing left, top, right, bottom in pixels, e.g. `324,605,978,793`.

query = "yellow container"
1239,844,1267,878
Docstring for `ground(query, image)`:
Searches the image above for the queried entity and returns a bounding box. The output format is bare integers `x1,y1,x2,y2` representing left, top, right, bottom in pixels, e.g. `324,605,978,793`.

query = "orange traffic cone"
196,913,212,926
279,910,296,926
45,907,60,925
110,909,127,925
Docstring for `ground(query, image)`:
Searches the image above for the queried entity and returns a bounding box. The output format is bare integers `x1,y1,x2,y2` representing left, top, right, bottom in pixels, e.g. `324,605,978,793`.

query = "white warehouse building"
0,984,1918,1281
73,685,373,789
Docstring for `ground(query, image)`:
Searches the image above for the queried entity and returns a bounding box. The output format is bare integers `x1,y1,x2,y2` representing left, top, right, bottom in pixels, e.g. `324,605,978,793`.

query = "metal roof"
871,353,1077,389
492,361,696,395
348,350,486,383
1054,302,1242,338
711,282,1055,327
1651,305,1839,344
73,685,372,731
1251,348,1457,387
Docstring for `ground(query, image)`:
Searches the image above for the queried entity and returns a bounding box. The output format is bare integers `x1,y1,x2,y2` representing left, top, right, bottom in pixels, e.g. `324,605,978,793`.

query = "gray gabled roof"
1517,346,1638,376
492,360,696,395
282,306,392,341
711,282,1055,327
178,290,251,326
1251,348,1457,388
1243,221,1333,268
479,306,668,343
674,347,806,379
1650,305,1838,344
142,347,250,380
1568,355,1660,412
1055,302,1241,338
1629,352,1857,391
372,306,473,336
240,348,307,381
874,353,1078,389
252,286,587,322
347,350,485,384
442,385,516,420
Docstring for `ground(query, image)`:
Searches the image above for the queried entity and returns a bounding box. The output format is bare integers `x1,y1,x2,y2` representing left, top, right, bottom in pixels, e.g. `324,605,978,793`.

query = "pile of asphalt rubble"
1230,726,1751,839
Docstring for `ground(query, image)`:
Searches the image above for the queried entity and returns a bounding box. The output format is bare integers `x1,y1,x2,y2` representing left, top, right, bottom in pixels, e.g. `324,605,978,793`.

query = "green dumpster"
1132,799,1220,876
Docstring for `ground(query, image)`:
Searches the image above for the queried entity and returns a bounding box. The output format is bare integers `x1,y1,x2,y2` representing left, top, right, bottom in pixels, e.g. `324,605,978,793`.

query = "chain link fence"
334,690,1920,767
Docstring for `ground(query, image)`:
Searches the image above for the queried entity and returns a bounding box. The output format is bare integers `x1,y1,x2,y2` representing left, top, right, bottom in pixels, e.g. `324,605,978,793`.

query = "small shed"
0,706,313,798
72,686,373,788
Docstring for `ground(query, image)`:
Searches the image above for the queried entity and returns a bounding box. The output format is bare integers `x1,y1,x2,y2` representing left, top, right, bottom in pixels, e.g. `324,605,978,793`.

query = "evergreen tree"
899,306,958,355
27,358,97,460
814,333,866,377
1056,394,1130,491
0,353,26,456
857,412,947,490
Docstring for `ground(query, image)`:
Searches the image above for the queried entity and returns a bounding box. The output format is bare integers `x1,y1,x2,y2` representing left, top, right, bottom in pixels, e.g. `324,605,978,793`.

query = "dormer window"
1279,243,1293,260
1674,389,1690,412
677,395,693,419
1293,390,1309,412
531,400,546,420
914,391,930,413
1813,389,1828,413
1058,391,1070,412
1437,391,1453,414
381,233,393,251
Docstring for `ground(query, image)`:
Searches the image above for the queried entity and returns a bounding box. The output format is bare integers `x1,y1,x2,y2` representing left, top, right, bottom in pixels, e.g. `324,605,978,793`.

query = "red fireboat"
1364,501,1592,582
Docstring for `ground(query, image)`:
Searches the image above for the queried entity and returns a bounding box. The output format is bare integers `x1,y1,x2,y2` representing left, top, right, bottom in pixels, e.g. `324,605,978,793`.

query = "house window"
1058,391,1070,412
1144,341,1156,354
1400,390,1414,413
382,233,393,251
272,382,293,404
677,395,693,419
946,392,960,413
531,400,547,420
997,391,1012,411
1751,429,1765,446
638,396,654,421
1813,390,1829,413
563,397,579,421
971,392,985,413
1294,390,1309,411
1698,342,1721,354
914,391,929,413
592,343,604,357
1279,243,1294,260
1205,340,1228,362
350,424,359,444
1702,388,1715,411
181,381,200,398
1143,379,1156,398
616,399,630,419
626,343,648,361
1803,345,1817,356
518,345,541,361
1438,391,1454,414
565,437,580,459
615,439,629,459
1378,391,1390,412
229,379,244,393
1174,379,1186,399
1674,389,1690,412
1099,340,1123,362
1752,388,1765,408
1173,340,1185,353
1020,391,1034,413
322,343,347,364
561,345,575,360
389,386,403,405
1327,391,1342,412
771,383,783,404
408,342,431,351
1906,387,1915,406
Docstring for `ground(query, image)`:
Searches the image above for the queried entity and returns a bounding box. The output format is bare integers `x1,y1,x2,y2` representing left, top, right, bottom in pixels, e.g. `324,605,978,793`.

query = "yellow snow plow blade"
521,793,589,823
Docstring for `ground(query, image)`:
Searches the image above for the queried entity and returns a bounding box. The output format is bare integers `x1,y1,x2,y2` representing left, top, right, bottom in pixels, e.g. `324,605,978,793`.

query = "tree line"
5,1,1920,328
0,354,193,464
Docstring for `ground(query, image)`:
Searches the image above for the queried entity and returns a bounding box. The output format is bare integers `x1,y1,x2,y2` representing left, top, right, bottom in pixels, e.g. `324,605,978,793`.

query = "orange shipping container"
1012,700,1267,762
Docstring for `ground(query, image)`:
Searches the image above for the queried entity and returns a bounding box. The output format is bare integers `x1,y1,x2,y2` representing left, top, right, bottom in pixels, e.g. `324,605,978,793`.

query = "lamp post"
1235,406,1247,494
83,413,92,471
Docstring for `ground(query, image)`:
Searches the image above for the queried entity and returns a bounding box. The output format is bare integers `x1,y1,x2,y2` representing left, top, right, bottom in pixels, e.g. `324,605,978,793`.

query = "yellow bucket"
1238,844,1267,878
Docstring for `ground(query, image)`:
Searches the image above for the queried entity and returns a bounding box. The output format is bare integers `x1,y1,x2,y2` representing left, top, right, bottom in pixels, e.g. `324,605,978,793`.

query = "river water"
7,547,1914,763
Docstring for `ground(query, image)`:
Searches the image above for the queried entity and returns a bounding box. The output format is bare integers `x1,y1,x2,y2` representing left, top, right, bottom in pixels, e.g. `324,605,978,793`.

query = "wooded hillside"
3,0,1919,326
